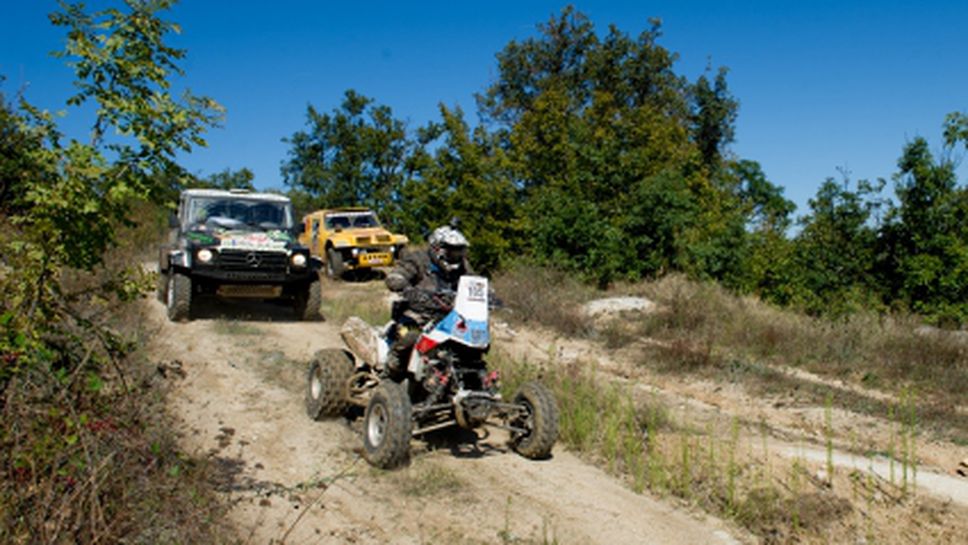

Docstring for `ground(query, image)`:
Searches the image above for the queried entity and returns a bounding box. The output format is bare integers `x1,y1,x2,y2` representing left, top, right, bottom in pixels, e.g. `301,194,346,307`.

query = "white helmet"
428,225,469,272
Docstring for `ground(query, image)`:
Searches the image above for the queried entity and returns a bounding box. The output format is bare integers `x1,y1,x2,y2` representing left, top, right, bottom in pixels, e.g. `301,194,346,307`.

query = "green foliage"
2,0,220,374
692,67,738,169
275,6,968,325
944,111,968,149
281,90,412,220
881,137,968,324
188,167,256,191
476,7,755,285
404,105,520,272
1,3,224,539
50,0,222,201
784,177,885,316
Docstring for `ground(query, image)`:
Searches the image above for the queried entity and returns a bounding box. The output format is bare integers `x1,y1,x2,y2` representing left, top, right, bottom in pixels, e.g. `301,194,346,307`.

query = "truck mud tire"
362,381,412,469
305,349,354,420
156,270,169,304
326,248,345,279
294,279,322,321
509,381,559,460
166,271,192,322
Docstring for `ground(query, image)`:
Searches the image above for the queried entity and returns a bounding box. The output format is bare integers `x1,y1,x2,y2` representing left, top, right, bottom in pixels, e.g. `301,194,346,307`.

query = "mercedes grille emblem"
245,252,261,268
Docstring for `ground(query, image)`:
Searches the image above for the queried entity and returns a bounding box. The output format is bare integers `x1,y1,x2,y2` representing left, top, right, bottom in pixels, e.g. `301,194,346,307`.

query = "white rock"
581,296,657,318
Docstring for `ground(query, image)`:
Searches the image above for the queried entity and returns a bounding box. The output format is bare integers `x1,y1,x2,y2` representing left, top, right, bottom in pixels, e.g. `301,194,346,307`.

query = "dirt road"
146,283,743,545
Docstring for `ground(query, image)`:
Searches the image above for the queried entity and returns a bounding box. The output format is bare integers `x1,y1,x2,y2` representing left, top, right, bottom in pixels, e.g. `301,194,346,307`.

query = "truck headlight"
291,253,307,267
197,248,214,263
351,248,360,257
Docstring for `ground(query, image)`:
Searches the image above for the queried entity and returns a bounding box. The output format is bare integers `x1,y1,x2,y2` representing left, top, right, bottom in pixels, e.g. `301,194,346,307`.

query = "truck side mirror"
295,223,306,235
168,213,179,229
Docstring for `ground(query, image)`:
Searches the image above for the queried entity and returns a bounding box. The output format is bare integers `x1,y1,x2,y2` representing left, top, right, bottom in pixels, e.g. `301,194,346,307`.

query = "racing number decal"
468,280,486,303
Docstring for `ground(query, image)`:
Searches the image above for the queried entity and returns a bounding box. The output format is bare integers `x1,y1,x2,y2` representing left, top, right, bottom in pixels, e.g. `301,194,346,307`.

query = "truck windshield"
188,197,294,230
325,212,379,229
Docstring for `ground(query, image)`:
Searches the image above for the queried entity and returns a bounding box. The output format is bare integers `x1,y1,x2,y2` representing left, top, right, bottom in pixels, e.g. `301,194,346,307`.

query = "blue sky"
2,1,966,217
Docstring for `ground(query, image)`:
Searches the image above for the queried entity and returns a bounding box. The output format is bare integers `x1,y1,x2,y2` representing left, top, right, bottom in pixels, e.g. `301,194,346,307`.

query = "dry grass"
320,277,392,326
496,268,968,441
636,275,967,398
492,263,597,337
493,267,968,543
0,297,234,545
494,353,968,544
0,207,235,544
391,463,466,497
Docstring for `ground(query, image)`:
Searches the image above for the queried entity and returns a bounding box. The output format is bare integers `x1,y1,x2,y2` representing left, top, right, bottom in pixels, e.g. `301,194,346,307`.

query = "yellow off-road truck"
299,207,408,279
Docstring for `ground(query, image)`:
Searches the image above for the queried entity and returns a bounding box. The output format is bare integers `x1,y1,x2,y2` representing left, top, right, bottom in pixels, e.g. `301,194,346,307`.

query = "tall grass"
490,266,967,542
492,263,597,337
0,206,234,544
498,268,967,440
493,350,957,543
634,275,967,408
320,279,392,325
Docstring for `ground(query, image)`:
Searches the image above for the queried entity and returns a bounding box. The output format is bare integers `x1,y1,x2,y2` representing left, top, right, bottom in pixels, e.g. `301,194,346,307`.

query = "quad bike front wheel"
305,349,354,420
363,381,412,469
509,381,559,460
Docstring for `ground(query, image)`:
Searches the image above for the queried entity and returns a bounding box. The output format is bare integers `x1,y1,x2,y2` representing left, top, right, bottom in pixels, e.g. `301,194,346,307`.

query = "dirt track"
146,281,744,545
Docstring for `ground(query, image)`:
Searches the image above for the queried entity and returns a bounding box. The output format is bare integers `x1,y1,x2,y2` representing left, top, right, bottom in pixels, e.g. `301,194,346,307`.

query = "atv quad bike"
305,276,558,468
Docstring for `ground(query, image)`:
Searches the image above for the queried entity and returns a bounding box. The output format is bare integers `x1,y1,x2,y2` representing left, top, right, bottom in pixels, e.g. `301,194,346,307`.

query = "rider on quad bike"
384,222,473,375
304,220,558,469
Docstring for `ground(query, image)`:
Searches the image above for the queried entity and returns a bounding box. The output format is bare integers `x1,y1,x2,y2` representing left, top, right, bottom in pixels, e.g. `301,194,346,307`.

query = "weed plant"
633,275,967,412
0,208,234,544
497,268,967,440
494,353,877,543
492,263,596,337
492,267,963,543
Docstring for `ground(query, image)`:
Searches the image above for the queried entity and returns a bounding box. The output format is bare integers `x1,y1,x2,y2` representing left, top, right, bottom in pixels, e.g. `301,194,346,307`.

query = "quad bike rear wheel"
363,381,412,469
509,381,559,460
305,349,354,420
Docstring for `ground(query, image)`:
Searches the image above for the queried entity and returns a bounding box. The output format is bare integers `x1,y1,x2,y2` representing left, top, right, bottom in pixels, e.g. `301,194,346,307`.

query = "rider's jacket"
385,248,473,325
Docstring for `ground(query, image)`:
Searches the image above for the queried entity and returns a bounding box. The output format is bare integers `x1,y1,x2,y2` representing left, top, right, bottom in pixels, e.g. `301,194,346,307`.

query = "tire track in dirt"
145,290,744,544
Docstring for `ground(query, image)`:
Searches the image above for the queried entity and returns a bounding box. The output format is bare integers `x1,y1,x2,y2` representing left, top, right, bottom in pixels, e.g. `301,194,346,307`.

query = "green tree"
476,5,597,128
2,1,221,540
881,137,968,323
189,167,256,190
2,0,220,386
722,160,797,295
402,105,519,272
474,6,752,285
788,177,883,315
281,90,412,218
0,86,52,216
944,111,968,149
692,67,738,169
